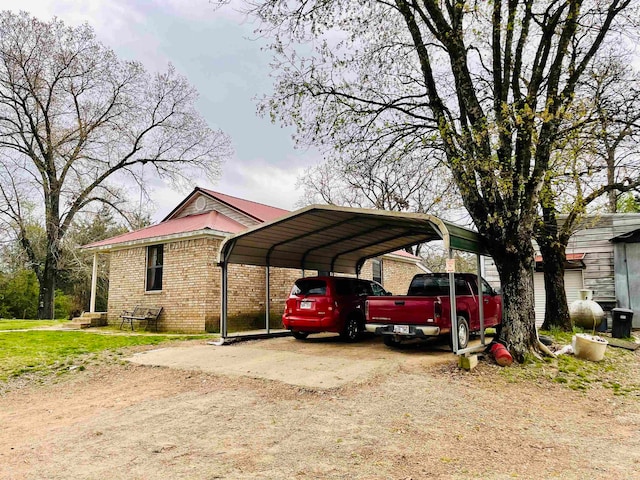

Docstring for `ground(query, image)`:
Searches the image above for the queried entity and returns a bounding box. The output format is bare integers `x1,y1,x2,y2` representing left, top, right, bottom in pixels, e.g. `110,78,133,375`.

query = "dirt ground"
1,334,639,480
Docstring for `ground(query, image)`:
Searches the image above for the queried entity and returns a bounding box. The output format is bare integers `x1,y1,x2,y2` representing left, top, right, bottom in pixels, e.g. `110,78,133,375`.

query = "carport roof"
220,205,488,274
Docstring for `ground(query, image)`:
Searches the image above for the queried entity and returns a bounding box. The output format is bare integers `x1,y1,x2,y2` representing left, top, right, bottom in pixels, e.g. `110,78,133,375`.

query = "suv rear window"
292,279,327,296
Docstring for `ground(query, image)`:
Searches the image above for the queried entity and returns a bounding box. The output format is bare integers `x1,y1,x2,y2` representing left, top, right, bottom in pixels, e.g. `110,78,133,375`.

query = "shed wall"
484,214,640,319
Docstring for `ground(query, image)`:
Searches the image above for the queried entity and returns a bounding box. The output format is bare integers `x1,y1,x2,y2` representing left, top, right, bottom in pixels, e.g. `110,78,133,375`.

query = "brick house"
83,187,426,333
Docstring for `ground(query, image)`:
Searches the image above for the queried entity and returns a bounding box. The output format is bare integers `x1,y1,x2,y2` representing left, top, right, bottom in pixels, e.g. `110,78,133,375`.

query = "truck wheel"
291,331,309,340
449,316,469,350
383,335,402,347
341,316,361,342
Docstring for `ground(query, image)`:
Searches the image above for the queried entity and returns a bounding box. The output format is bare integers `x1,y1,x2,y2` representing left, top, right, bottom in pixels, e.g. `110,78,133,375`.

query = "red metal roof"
83,210,246,249
199,189,289,222
535,253,585,262
387,249,421,260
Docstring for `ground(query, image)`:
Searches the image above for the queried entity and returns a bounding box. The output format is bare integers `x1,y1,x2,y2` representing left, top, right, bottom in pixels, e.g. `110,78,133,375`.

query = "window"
334,278,354,296
455,277,471,295
407,274,472,296
292,279,327,296
355,280,373,296
481,279,496,295
371,282,389,296
372,258,382,284
146,245,163,291
408,276,449,296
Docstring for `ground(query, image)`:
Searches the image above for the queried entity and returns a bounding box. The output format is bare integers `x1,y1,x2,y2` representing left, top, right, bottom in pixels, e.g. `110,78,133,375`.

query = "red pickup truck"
365,273,502,349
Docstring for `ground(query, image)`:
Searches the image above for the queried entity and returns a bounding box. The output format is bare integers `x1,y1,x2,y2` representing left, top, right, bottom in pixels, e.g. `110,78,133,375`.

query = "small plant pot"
572,333,608,362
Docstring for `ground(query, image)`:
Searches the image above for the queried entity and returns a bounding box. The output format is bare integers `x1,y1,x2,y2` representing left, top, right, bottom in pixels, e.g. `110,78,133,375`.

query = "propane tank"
569,289,605,330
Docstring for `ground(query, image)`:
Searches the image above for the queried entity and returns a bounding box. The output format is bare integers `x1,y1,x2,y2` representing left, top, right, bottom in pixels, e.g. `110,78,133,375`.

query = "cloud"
10,0,324,223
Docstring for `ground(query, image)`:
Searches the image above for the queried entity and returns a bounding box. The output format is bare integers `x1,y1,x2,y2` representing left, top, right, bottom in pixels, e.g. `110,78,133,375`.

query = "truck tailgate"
367,296,436,324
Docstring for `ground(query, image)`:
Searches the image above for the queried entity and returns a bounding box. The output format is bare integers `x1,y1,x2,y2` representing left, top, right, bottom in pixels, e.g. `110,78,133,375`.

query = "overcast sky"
9,0,321,220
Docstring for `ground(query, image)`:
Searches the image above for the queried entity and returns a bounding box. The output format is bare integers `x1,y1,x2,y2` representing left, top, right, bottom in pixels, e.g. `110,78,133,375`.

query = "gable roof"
83,210,246,251
201,188,289,222
163,187,289,223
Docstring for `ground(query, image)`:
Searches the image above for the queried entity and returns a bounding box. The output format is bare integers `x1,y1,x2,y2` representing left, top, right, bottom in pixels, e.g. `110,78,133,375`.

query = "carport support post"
221,261,228,339
449,249,459,353
477,254,485,345
265,265,271,334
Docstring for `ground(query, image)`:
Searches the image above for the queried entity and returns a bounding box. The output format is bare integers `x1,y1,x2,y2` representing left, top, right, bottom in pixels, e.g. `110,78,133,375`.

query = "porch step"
65,312,107,329
64,320,92,329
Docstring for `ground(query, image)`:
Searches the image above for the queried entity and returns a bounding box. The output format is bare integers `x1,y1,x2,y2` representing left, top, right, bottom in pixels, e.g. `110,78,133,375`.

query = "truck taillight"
434,301,442,320
365,300,369,319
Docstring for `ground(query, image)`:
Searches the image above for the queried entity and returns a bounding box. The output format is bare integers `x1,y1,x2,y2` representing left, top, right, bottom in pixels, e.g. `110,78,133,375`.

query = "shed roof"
611,228,640,243
220,204,487,274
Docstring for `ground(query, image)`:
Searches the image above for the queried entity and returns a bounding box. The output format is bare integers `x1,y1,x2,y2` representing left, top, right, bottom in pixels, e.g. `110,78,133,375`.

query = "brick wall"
107,239,420,333
358,257,422,295
108,237,221,333
107,237,311,333
224,265,310,331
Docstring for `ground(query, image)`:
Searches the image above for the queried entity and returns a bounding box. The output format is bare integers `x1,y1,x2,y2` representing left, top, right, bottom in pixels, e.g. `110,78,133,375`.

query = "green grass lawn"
499,328,640,396
0,319,70,330
0,329,209,381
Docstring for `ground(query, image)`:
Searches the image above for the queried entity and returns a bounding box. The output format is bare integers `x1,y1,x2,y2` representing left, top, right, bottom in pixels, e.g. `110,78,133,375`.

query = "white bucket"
573,333,608,362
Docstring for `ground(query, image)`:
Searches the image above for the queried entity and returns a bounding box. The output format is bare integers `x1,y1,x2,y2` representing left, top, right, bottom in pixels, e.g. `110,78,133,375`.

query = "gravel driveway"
1,334,639,479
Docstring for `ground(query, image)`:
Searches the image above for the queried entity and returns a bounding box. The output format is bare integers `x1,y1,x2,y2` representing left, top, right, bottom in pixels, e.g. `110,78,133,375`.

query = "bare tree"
536,56,640,331
0,12,232,318
238,0,636,360
297,150,461,255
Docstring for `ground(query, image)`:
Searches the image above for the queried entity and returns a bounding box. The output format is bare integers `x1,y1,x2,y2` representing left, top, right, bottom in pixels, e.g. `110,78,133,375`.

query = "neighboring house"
484,213,640,328
82,187,426,333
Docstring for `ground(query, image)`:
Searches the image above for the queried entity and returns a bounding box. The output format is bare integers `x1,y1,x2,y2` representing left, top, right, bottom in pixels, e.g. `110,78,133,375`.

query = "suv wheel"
340,316,360,342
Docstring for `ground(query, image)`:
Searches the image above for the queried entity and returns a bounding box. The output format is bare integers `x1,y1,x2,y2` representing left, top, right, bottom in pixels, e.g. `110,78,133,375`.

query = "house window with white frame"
372,258,382,284
146,244,163,291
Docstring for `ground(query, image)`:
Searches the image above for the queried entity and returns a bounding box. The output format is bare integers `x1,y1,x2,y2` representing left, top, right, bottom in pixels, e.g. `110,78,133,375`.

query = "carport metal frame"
218,205,491,354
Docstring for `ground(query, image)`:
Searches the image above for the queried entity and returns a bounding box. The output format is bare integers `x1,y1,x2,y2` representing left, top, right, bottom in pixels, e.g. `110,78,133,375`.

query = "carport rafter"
332,230,433,274
300,226,419,272
265,215,361,266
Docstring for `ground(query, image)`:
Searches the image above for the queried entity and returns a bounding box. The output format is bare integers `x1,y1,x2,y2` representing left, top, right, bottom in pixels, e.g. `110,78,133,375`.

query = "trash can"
611,308,634,339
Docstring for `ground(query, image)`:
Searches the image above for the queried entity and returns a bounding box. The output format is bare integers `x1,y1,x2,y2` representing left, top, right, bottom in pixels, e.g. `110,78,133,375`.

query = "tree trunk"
39,190,61,320
37,256,57,319
489,244,539,363
607,148,617,213
537,238,572,331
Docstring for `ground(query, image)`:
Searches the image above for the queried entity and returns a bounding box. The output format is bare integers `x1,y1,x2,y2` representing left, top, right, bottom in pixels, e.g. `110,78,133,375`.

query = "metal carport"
218,205,491,354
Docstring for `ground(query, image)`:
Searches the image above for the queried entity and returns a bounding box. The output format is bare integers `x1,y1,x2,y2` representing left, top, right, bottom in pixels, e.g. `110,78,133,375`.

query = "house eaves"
81,229,230,253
